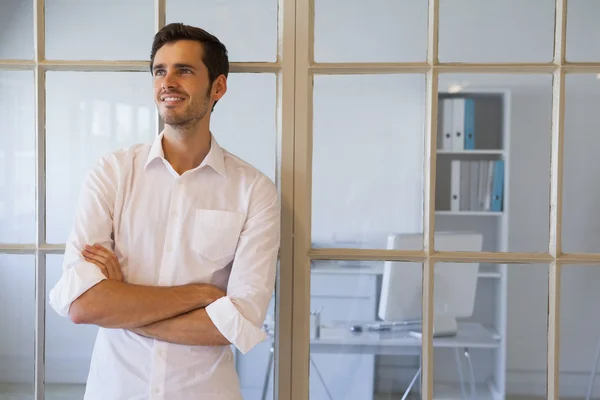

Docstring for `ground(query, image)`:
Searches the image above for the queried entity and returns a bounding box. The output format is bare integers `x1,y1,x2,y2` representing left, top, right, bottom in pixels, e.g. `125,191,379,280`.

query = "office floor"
0,384,587,400
0,383,85,400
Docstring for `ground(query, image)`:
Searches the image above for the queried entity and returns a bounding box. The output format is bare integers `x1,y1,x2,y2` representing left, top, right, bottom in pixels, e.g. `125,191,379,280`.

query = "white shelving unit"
434,88,511,399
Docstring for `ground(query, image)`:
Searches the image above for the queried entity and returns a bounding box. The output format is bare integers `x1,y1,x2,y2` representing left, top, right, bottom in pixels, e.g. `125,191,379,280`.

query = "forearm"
69,280,223,329
131,308,230,346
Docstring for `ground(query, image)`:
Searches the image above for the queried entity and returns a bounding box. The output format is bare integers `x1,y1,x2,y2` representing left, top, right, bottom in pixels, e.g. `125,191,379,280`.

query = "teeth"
164,97,183,101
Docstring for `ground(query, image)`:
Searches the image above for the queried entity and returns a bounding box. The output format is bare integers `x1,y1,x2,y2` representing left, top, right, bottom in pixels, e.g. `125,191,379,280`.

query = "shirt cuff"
48,262,107,317
205,296,268,354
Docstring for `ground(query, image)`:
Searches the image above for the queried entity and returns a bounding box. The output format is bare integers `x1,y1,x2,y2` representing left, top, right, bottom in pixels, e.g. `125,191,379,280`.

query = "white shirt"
48,132,280,400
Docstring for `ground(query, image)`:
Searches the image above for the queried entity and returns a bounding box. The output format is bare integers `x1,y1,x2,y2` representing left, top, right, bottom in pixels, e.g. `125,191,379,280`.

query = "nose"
161,71,177,90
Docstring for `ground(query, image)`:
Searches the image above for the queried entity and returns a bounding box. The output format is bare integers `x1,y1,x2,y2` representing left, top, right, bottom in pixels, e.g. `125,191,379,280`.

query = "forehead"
153,40,205,68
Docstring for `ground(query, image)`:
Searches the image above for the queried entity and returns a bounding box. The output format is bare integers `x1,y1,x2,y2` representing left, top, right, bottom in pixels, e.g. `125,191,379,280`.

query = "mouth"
160,95,186,105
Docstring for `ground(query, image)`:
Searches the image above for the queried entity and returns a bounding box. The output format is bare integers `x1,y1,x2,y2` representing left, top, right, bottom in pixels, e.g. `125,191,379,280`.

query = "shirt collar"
144,131,227,178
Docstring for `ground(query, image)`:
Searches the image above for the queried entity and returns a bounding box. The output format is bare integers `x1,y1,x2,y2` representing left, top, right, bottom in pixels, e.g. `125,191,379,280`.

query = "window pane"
433,262,548,398
0,254,35,398
435,74,552,253
45,71,156,244
45,254,96,399
566,0,600,62
311,74,425,250
45,0,154,60
211,73,277,182
0,71,36,244
439,0,555,63
309,260,408,400
236,289,275,399
560,266,600,399
314,0,427,63
0,0,33,59
167,0,278,62
562,74,600,253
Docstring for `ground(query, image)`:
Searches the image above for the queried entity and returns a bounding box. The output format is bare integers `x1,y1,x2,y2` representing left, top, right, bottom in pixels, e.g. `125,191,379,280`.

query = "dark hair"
150,23,229,84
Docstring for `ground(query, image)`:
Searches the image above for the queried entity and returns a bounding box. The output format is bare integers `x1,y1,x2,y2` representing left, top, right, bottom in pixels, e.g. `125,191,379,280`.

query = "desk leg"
464,348,477,400
586,333,600,400
261,345,274,400
454,348,467,400
401,367,422,400
309,356,334,400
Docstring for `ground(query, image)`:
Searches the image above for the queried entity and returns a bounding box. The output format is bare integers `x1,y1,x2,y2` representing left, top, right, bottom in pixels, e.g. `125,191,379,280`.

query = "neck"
162,120,211,175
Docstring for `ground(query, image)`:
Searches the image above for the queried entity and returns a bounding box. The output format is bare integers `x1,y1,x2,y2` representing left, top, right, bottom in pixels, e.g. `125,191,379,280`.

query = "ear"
212,75,227,102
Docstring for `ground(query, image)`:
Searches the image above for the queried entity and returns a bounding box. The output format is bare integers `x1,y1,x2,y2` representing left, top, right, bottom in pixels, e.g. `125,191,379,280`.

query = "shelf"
478,271,502,279
437,149,505,155
435,211,503,216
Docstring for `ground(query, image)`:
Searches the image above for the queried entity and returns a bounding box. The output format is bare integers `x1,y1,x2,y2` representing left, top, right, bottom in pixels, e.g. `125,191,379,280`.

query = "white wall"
2,0,600,398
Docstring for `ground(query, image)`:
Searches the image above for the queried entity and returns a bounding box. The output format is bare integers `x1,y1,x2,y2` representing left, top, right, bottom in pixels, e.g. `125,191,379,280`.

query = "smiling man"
48,23,280,400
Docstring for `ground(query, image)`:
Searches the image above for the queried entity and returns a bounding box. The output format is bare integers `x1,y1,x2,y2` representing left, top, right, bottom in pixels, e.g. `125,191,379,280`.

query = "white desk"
311,322,500,399
311,322,500,355
261,322,500,400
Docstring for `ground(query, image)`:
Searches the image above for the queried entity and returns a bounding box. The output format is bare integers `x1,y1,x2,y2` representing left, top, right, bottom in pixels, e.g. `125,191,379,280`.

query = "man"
48,22,280,400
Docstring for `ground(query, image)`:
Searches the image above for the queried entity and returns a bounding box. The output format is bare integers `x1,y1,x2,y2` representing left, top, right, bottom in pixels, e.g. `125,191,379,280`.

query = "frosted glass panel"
314,0,427,62
45,254,96,399
562,74,600,253
439,0,555,63
167,0,278,62
45,0,154,60
0,255,35,398
0,71,36,244
435,74,552,253
45,71,156,244
566,0,600,62
0,0,33,59
311,74,426,250
560,266,600,399
211,73,277,182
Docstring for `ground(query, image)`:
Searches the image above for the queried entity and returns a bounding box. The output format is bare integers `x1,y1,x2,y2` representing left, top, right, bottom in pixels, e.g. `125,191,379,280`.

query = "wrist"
194,283,226,307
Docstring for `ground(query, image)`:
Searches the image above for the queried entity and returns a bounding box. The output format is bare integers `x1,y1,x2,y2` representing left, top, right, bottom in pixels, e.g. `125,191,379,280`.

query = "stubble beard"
161,96,210,133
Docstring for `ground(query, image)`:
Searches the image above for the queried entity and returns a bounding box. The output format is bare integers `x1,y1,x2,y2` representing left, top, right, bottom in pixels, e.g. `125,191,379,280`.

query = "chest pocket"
192,209,245,262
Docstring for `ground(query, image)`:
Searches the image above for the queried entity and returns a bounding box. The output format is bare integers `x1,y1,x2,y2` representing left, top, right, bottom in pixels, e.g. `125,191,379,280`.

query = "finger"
86,244,112,259
84,256,108,278
82,249,110,266
105,253,122,281
99,248,120,280
88,245,122,281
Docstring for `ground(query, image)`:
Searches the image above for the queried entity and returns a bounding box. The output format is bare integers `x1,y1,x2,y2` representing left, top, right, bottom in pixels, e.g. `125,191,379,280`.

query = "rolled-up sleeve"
48,156,117,317
205,175,281,354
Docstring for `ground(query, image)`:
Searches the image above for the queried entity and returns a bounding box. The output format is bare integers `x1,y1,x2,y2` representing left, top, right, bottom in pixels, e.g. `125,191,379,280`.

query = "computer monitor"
377,231,483,336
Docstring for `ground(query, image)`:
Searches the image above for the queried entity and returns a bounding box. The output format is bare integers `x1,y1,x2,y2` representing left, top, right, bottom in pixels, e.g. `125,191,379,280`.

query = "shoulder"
222,149,278,194
85,142,152,184
221,148,280,212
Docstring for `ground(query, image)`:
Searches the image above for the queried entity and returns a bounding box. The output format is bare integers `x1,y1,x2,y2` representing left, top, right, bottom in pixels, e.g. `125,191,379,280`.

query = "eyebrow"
152,63,197,71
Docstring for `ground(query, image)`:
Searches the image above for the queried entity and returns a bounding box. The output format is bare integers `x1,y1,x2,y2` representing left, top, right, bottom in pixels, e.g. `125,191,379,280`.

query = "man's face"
152,40,224,128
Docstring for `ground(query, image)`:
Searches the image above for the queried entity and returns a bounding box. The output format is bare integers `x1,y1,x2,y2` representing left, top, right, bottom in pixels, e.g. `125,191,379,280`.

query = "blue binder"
490,160,504,211
464,98,475,150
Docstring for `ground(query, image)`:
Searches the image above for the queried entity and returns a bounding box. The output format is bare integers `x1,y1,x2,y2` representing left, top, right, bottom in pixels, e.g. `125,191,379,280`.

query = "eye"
180,69,192,74
154,69,165,76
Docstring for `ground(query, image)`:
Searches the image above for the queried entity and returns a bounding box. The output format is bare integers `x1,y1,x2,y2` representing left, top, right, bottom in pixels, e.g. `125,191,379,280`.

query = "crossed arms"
48,155,280,354
69,245,230,346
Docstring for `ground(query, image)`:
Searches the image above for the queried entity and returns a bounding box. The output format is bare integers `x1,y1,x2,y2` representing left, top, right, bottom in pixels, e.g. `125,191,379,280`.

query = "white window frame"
291,0,600,400
0,0,295,399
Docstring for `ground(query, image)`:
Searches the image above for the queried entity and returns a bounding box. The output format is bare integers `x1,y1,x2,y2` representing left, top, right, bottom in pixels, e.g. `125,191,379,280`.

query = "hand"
82,244,124,282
